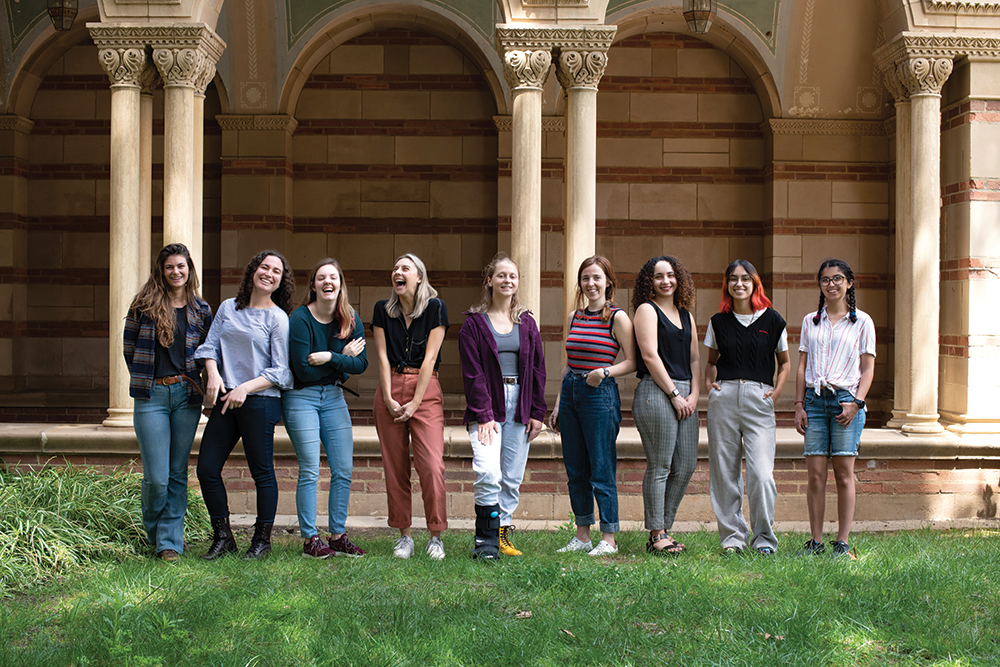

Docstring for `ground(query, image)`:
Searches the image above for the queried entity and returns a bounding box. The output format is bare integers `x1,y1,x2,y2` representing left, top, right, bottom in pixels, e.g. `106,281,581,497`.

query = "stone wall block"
293,180,361,217
595,182,629,220
677,48,732,78
361,180,428,203
392,234,462,271
62,339,108,376
430,92,495,120
296,90,362,119
409,45,464,74
328,45,384,74
395,136,462,165
292,135,327,164
362,91,430,119
597,137,663,166
787,181,832,219
629,183,697,220
697,93,762,123
597,92,629,121
802,236,860,271
629,92,697,122
429,182,497,219
462,136,498,165
328,135,395,164
28,181,96,217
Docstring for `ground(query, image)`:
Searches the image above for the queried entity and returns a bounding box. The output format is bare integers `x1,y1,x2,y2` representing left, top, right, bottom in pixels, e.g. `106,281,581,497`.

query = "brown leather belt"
154,375,205,398
397,367,438,377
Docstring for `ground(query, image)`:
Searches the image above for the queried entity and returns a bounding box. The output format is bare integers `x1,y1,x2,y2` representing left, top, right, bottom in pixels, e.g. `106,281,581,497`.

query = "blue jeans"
196,394,281,523
282,385,354,537
469,383,530,525
803,388,865,457
559,373,621,533
133,382,201,554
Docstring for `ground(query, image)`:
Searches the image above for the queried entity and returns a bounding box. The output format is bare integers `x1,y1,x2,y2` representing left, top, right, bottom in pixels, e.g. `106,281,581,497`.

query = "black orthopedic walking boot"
202,515,238,561
244,521,274,559
471,504,501,560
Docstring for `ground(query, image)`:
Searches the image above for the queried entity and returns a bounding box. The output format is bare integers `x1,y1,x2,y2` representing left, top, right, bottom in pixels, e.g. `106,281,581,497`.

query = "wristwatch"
670,388,681,398
853,398,866,409
602,368,610,379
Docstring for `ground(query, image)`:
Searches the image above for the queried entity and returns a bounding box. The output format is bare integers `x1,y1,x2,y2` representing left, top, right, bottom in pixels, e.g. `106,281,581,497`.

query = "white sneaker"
587,540,618,556
556,537,593,553
393,535,414,559
426,536,446,561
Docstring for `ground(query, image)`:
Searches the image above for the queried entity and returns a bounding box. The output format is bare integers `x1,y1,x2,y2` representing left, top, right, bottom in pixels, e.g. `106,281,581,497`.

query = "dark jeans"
196,394,282,523
559,373,621,533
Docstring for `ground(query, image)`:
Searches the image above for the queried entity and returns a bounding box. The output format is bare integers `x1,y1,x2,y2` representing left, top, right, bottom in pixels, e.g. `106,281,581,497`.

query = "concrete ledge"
1,423,997,460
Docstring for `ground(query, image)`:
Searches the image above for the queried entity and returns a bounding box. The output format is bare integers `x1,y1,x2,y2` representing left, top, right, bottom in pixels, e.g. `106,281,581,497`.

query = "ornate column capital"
555,49,610,90
898,57,954,96
882,66,910,104
0,115,35,134
502,49,552,90
96,47,148,88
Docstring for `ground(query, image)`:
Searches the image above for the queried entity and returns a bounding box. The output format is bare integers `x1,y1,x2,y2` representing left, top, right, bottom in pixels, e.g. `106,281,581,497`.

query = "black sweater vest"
711,309,785,385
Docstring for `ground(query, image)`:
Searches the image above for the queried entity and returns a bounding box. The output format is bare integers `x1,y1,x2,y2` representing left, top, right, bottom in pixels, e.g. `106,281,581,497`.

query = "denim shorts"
802,387,865,457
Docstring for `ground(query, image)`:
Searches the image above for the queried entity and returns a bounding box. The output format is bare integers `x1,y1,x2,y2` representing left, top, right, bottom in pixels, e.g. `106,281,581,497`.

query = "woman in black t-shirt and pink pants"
371,254,449,561
703,260,790,555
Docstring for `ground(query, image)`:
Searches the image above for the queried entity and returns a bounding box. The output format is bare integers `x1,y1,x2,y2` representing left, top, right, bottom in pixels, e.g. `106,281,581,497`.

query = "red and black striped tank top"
566,307,621,372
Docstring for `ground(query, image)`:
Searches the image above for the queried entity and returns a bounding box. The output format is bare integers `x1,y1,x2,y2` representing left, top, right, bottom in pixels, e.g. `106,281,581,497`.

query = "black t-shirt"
371,298,449,372
635,303,693,381
153,306,187,379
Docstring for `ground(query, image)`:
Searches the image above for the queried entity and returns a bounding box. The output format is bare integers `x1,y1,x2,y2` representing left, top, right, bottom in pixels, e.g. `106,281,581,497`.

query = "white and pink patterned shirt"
798,307,876,396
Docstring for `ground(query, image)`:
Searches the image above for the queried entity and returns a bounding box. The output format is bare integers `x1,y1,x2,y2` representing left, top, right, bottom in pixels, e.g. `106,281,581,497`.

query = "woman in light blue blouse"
283,258,368,559
195,250,295,560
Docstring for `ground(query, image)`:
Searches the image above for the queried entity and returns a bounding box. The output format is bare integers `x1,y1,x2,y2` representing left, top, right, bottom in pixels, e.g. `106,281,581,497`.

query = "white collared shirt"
798,306,876,396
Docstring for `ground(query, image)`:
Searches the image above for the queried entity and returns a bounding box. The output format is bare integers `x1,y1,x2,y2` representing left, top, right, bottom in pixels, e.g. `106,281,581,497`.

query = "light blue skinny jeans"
133,382,201,554
468,383,530,525
282,384,354,537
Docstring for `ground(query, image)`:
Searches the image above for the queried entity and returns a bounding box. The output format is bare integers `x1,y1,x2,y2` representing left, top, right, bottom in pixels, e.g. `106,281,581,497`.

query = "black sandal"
647,533,685,555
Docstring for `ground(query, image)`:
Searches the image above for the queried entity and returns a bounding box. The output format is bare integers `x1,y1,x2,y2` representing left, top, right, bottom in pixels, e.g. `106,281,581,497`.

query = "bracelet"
794,400,804,405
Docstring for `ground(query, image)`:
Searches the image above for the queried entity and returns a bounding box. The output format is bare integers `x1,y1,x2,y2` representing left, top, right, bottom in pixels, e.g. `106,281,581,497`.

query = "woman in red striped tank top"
547,256,636,556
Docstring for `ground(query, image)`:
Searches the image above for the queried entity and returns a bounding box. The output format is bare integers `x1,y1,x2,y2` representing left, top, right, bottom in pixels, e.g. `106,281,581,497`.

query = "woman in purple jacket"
459,253,547,560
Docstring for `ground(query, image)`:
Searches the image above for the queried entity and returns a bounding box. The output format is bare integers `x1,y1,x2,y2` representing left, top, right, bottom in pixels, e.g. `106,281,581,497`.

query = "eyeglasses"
727,275,753,285
820,275,846,286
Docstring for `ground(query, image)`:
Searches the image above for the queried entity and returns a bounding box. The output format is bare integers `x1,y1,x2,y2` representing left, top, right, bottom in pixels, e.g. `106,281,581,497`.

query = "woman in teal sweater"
283,258,369,558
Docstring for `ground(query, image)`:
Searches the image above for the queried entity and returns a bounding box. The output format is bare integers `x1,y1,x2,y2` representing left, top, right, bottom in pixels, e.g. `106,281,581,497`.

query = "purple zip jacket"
458,311,547,426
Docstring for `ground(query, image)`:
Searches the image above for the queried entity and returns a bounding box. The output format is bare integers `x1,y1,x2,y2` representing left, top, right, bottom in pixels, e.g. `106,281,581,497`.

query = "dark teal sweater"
287,305,368,390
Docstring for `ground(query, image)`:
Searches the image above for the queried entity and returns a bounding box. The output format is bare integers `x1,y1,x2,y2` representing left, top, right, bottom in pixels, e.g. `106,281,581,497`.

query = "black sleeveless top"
635,303,692,381
710,308,786,385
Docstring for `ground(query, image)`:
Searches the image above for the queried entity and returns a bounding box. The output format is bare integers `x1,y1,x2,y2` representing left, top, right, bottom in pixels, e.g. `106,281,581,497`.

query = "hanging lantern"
683,0,716,35
47,0,79,32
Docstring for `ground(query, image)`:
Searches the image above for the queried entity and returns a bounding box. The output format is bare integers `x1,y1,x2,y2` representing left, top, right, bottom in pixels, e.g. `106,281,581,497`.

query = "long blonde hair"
129,243,200,347
468,252,529,323
303,258,355,339
384,253,439,319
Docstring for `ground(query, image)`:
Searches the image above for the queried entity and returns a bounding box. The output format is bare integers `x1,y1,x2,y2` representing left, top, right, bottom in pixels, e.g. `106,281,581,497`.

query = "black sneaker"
831,540,853,558
798,539,825,556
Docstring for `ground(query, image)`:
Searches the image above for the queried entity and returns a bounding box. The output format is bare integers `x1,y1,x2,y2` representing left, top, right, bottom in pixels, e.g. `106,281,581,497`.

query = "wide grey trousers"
634,377,699,532
707,380,778,551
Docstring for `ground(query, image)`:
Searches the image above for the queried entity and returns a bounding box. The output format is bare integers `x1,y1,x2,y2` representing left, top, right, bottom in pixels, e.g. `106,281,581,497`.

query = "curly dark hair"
631,255,695,313
234,250,295,315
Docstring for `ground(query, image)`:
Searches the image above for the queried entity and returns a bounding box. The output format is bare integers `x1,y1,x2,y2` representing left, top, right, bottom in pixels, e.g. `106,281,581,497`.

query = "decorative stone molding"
496,25,616,52
194,60,216,95
555,50,609,90
215,115,299,133
97,48,148,87
0,115,35,134
522,0,591,6
139,64,161,96
765,119,886,137
493,115,566,132
154,47,207,88
898,57,954,96
921,1,1000,14
87,23,225,58
874,32,1000,74
502,49,553,90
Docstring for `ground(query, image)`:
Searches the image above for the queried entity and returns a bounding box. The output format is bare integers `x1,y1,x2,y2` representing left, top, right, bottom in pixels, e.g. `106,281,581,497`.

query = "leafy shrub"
0,463,211,591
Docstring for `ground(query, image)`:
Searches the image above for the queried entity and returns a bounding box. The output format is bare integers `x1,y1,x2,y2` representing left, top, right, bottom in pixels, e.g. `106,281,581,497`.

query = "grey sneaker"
426,536,446,561
556,537,593,553
393,535,414,559
587,540,619,557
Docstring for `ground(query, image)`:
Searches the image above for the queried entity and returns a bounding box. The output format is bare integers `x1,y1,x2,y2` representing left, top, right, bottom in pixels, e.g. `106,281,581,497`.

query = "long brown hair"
468,252,529,323
303,258,355,339
575,255,619,323
129,243,200,348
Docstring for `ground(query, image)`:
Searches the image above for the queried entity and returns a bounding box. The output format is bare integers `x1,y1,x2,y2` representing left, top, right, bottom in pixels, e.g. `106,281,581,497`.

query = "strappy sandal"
647,533,685,555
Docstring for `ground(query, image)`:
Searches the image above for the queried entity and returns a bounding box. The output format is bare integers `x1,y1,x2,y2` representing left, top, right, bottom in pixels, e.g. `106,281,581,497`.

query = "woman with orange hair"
703,260,790,555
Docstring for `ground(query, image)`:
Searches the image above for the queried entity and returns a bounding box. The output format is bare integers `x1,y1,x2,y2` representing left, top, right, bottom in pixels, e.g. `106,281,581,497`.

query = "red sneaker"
303,535,336,559
328,533,366,557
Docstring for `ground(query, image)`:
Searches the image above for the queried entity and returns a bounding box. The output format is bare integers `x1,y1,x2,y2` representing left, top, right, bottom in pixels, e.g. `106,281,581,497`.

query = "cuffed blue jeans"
469,383,530,525
558,373,621,533
282,385,354,537
133,382,201,554
196,394,281,523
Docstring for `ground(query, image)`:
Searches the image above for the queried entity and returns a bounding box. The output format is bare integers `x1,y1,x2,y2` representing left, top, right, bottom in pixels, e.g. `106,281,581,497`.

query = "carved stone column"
882,67,912,429
498,28,553,316
555,27,616,323
91,39,149,427
152,25,225,251
898,56,953,434
192,60,216,282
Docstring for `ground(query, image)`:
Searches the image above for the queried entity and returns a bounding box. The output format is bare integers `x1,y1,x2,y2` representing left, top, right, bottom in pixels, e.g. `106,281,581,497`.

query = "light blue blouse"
194,298,292,398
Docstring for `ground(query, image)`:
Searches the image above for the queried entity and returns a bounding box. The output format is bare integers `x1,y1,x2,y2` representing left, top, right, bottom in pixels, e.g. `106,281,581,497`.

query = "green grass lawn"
3,526,999,666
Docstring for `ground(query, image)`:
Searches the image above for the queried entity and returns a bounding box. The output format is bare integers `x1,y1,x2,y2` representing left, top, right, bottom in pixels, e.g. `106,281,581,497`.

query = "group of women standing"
124,241,874,562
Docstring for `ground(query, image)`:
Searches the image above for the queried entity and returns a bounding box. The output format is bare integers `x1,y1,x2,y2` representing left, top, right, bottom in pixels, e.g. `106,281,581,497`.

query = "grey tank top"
487,317,520,377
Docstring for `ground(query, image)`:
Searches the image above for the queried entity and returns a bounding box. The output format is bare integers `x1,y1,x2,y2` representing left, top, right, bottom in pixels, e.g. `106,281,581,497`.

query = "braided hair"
812,258,857,325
